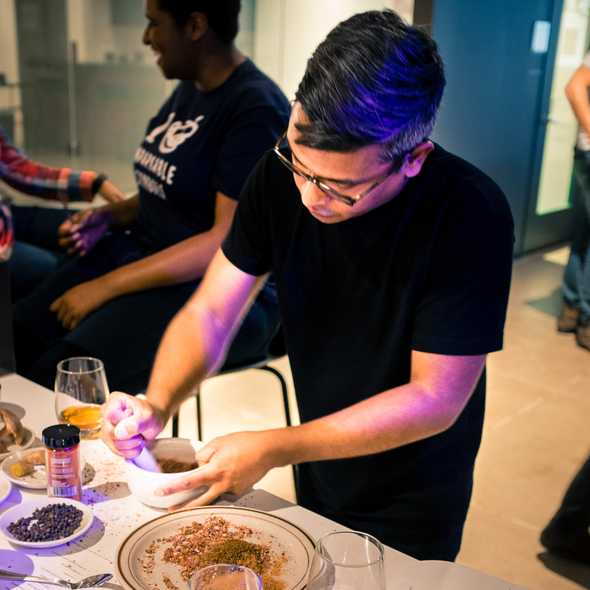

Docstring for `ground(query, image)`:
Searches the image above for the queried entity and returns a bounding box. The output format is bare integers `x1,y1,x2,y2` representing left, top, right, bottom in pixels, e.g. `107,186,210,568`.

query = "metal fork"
0,569,112,589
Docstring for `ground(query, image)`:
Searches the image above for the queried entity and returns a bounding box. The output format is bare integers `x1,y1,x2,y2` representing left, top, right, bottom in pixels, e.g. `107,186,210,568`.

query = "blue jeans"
9,206,70,301
14,228,280,393
563,151,590,322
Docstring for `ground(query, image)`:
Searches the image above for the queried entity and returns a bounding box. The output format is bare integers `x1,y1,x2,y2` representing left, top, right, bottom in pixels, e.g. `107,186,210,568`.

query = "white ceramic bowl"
126,438,205,509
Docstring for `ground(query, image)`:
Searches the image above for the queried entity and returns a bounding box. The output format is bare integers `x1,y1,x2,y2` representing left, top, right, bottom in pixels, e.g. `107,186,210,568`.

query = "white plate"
0,428,35,461
0,475,12,505
1,447,47,489
116,505,315,590
1,449,93,490
0,497,94,548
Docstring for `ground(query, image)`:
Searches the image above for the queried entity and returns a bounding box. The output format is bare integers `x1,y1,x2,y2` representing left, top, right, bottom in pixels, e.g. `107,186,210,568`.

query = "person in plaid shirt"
0,127,125,299
0,128,123,203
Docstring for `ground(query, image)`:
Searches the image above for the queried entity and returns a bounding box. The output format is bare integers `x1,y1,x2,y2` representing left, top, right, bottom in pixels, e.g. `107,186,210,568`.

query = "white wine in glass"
54,357,109,439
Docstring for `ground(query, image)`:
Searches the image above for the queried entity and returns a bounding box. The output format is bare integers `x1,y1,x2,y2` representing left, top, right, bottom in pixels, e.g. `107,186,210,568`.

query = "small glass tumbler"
305,530,386,590
189,564,263,590
54,357,109,439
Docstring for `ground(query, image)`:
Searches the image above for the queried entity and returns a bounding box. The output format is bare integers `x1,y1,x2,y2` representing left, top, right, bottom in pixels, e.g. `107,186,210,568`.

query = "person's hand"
49,277,112,330
97,179,125,204
102,392,168,458
157,430,280,510
57,208,111,256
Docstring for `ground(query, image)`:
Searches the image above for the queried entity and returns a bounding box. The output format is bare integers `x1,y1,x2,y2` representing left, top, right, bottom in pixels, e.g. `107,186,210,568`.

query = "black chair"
171,328,292,438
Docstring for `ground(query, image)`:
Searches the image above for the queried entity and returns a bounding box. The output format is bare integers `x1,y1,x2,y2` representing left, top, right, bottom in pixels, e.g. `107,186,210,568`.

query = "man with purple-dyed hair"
103,10,514,560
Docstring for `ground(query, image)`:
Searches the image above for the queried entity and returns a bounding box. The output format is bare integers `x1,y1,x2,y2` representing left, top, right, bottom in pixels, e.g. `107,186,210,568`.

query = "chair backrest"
267,324,286,359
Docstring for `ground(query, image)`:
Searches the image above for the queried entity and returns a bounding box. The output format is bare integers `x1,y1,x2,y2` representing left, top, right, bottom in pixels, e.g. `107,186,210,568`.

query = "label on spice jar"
46,449,82,501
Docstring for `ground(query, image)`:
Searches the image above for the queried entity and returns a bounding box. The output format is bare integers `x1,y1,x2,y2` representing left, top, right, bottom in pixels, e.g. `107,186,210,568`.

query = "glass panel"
536,0,590,215
2,0,258,197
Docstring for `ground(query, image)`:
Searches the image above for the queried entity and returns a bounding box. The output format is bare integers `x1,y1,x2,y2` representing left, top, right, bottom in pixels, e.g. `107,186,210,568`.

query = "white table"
0,374,524,590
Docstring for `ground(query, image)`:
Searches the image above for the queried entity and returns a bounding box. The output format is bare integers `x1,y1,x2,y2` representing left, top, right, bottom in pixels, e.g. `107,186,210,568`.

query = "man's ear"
185,11,208,42
403,140,434,178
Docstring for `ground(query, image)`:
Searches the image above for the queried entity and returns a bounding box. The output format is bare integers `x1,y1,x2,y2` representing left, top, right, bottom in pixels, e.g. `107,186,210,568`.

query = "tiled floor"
175,245,590,590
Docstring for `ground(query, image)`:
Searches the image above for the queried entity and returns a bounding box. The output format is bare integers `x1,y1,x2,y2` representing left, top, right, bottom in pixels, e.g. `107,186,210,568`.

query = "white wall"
67,0,150,65
254,0,412,99
0,0,20,110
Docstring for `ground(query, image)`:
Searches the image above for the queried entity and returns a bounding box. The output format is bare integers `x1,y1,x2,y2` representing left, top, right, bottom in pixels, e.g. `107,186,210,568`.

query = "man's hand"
58,208,111,256
50,277,112,330
97,179,125,204
157,430,281,510
102,392,168,459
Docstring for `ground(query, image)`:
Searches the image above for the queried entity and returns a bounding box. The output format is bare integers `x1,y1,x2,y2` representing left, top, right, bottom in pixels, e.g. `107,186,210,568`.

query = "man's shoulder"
424,145,512,223
227,61,290,113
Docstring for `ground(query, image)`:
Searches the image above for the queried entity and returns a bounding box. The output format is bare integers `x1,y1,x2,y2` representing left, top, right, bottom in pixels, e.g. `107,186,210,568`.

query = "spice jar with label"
42,424,82,501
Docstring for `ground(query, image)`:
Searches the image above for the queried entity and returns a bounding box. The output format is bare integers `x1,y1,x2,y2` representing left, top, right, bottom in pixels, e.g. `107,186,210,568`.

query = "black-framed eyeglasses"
273,131,399,207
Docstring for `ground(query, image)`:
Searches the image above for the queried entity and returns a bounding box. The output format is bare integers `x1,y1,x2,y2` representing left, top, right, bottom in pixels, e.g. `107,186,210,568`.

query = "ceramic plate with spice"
0,427,35,462
116,505,315,590
1,449,93,490
0,475,12,505
1,447,47,489
0,497,94,548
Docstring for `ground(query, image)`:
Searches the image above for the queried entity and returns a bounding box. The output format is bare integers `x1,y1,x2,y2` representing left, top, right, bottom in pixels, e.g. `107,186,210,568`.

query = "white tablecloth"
0,373,524,590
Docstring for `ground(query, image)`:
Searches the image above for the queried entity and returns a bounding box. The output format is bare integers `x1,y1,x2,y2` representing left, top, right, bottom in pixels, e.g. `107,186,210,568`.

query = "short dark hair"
295,10,445,165
157,0,241,44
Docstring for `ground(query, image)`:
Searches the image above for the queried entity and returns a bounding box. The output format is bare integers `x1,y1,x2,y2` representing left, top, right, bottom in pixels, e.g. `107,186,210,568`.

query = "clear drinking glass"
188,564,262,590
54,357,109,439
305,530,386,590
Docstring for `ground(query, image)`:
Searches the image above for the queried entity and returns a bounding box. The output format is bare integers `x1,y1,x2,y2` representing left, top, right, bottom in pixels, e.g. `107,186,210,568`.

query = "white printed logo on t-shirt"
144,112,205,154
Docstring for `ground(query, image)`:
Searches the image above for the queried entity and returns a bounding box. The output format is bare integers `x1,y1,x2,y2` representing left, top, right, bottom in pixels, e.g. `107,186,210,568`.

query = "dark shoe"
576,319,590,351
540,518,590,565
557,302,580,333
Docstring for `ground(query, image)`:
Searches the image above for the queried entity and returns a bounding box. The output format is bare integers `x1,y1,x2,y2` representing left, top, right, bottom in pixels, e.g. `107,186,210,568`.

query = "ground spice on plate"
200,538,269,572
141,516,287,590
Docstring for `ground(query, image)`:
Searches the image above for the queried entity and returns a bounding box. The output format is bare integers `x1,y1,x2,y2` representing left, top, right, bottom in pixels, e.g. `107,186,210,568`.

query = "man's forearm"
105,193,140,228
145,303,229,418
268,381,460,468
566,84,590,139
99,228,223,299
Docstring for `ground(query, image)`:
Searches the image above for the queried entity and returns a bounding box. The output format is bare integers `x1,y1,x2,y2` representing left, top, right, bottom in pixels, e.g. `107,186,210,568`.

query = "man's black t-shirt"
134,59,290,251
222,145,514,548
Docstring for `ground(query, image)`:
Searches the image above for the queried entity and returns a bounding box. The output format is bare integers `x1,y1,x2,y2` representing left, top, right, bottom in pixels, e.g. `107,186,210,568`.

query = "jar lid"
42,424,80,448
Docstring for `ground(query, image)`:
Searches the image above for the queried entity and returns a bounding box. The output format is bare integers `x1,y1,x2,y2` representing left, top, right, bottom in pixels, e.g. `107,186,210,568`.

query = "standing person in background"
102,10,514,561
14,0,289,392
540,454,590,565
558,55,590,350
0,126,124,300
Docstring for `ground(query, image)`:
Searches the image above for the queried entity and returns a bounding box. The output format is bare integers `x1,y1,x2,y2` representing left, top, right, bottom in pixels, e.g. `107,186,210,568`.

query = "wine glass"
305,530,386,590
54,357,109,439
188,564,262,590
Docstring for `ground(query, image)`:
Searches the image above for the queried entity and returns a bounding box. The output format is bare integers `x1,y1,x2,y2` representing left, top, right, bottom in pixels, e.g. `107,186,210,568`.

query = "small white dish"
0,427,35,462
0,497,94,548
1,447,47,489
0,475,12,505
126,438,204,509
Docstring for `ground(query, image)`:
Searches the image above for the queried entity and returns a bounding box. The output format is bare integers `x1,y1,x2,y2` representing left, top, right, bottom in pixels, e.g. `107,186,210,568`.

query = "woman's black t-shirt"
222,145,514,539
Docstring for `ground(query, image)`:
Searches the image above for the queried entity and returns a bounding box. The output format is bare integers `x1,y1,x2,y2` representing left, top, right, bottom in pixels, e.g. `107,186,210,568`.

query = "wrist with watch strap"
91,173,108,195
